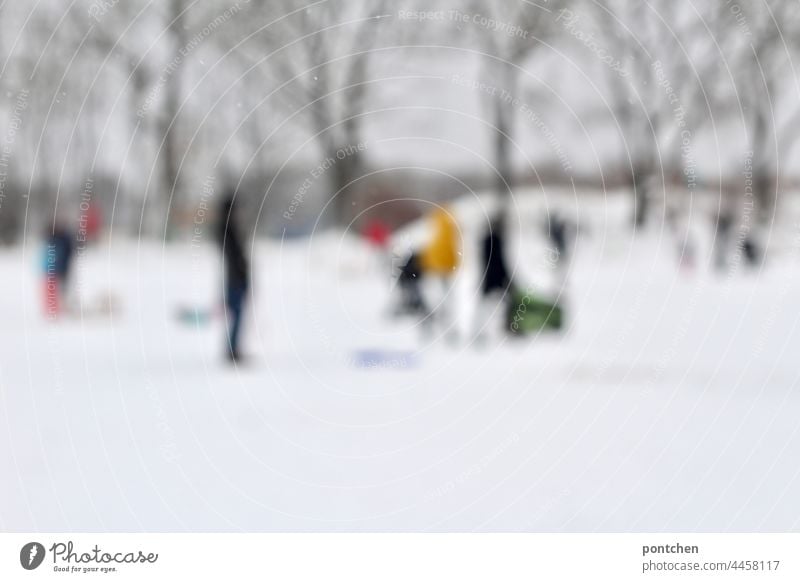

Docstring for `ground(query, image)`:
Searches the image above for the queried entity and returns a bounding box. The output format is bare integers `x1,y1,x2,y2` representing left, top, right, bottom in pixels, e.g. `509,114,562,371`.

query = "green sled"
506,288,564,335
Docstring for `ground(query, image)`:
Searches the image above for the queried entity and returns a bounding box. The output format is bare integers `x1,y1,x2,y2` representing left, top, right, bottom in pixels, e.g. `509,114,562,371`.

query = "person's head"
47,215,69,238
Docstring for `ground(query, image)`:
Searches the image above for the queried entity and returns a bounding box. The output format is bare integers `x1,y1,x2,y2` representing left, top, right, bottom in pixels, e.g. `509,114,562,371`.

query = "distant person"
364,218,390,251
713,211,734,271
216,193,250,363
420,206,461,339
741,235,761,268
42,222,74,317
547,212,574,267
394,251,429,319
84,202,103,243
473,214,513,343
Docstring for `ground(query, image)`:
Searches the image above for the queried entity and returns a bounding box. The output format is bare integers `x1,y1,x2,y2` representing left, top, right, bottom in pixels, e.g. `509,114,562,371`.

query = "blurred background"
3,0,800,533
1,0,799,237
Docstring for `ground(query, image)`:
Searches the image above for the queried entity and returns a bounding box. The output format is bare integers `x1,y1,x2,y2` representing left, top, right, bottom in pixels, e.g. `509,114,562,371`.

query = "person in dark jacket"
395,252,429,318
482,217,511,294
741,235,761,267
216,193,250,363
473,213,513,343
713,211,734,272
547,212,576,268
43,222,74,317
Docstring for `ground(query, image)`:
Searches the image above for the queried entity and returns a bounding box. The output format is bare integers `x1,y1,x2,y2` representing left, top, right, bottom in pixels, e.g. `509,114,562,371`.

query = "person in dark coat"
547,212,576,268
713,211,734,272
481,217,511,295
473,214,513,343
216,193,250,363
395,252,429,318
43,222,74,317
741,235,761,267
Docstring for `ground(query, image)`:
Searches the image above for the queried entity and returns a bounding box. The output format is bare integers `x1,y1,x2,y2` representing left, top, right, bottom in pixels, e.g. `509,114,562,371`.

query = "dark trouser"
224,283,247,359
400,279,429,317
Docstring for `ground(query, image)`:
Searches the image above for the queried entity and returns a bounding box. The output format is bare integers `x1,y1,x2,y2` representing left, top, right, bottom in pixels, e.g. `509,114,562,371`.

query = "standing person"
42,222,74,317
741,234,761,268
216,193,250,363
473,213,512,344
713,211,734,272
84,202,103,243
546,211,577,294
420,206,461,340
393,251,429,319
547,212,576,268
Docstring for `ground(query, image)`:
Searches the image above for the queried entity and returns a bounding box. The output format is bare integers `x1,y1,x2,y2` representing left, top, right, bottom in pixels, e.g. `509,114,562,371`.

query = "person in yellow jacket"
420,207,461,275
419,206,461,341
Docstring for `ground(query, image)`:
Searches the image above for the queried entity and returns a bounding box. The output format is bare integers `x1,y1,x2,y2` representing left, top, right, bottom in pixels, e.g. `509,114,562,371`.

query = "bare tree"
588,0,729,226
214,0,392,224
730,0,800,225
468,0,571,204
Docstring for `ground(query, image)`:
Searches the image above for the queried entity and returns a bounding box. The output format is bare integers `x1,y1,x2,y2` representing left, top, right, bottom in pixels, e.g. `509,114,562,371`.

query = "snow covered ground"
3,190,800,532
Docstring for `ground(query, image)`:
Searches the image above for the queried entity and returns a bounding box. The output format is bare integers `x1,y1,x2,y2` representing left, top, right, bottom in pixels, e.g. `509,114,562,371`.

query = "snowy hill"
2,190,800,531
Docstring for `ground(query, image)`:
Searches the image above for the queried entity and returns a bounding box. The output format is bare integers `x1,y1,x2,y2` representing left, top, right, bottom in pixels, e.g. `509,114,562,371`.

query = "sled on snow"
505,288,564,335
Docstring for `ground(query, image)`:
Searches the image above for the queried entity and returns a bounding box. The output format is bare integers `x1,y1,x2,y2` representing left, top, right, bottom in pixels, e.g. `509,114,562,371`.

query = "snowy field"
3,190,800,532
